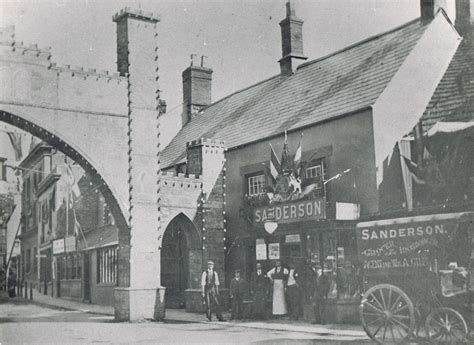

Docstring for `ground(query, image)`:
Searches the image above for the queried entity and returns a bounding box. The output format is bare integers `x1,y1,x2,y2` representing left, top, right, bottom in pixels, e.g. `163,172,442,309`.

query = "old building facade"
161,0,473,322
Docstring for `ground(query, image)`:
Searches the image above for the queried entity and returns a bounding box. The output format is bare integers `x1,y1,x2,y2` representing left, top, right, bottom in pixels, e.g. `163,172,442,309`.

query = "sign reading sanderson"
254,198,325,223
357,219,456,275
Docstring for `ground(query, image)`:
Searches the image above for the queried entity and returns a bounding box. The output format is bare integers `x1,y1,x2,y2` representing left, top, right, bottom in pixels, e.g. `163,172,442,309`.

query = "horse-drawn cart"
356,212,473,344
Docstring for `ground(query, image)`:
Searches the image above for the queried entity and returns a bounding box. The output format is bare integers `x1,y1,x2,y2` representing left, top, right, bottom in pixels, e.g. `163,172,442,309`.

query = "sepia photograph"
0,0,473,344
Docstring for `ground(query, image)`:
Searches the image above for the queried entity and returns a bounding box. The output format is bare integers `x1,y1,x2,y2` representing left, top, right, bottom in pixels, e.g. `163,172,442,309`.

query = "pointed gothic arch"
160,212,202,308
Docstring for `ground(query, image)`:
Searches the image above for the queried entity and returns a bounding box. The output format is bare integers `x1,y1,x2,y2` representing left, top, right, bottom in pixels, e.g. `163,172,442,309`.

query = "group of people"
201,259,330,324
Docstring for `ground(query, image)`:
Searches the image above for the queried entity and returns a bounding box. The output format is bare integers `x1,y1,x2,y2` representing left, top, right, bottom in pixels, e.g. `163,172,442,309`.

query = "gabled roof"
162,18,430,169
421,39,474,131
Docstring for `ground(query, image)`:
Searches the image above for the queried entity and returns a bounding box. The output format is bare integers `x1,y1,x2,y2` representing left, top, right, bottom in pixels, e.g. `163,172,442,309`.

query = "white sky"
0,0,455,151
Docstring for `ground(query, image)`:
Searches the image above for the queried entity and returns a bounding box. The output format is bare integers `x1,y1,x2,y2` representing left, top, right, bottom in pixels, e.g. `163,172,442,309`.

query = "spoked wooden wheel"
360,284,415,344
425,307,469,343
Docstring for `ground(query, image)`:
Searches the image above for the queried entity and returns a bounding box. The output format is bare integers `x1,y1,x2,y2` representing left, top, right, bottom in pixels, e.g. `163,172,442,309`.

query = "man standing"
250,263,270,319
7,269,17,298
201,260,225,322
287,264,301,320
229,269,247,320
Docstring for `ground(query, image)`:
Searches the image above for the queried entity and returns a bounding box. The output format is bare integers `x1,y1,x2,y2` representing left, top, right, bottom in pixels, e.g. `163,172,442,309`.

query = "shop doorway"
161,214,201,309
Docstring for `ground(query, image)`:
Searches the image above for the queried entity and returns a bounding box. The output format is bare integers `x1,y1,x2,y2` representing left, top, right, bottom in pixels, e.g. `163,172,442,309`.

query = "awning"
357,211,474,228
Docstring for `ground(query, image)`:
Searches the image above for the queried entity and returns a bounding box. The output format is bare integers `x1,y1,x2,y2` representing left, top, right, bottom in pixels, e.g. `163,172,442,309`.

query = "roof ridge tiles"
297,18,424,71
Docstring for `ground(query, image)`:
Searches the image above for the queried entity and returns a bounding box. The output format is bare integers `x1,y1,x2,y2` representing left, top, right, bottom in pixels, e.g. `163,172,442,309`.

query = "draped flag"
6,132,22,161
280,130,291,173
269,144,281,181
294,134,303,175
72,209,82,238
401,155,425,185
66,163,81,201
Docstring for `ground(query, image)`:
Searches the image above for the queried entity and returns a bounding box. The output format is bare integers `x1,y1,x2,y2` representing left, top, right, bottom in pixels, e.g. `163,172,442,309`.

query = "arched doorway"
161,214,201,309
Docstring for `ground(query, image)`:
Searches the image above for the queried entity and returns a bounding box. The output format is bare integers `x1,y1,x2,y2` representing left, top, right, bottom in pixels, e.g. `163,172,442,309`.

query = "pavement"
4,289,367,339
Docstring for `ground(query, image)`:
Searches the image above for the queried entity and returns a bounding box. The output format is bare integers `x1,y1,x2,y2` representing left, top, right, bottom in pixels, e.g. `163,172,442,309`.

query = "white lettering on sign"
360,224,445,240
253,198,326,224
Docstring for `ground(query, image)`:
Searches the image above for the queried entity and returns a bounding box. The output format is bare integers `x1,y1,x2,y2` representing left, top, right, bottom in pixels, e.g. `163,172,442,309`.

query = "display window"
306,227,360,300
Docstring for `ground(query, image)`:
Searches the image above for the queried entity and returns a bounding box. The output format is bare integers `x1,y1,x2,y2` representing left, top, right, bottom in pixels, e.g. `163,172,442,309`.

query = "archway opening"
0,110,130,304
161,213,201,309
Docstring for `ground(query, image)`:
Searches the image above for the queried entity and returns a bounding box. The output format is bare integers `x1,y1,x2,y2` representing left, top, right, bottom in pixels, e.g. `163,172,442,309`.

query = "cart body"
356,212,473,343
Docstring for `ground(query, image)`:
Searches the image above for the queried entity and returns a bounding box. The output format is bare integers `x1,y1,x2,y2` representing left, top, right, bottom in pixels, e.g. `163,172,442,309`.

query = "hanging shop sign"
255,239,267,260
357,216,458,275
52,238,65,255
65,235,76,252
253,198,325,224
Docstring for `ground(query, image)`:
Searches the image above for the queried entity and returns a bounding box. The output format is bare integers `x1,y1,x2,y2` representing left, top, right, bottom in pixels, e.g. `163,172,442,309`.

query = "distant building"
17,142,118,306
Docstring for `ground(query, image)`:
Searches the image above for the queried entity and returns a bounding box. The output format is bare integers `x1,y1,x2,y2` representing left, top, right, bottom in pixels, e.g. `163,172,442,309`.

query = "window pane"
248,174,265,196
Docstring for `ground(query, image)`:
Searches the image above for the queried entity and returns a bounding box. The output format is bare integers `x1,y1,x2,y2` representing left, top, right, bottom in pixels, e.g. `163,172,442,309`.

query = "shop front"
52,236,82,300
249,197,361,324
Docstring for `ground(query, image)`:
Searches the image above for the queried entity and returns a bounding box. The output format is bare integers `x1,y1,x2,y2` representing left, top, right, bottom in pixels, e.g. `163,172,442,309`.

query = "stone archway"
161,213,201,309
0,110,128,232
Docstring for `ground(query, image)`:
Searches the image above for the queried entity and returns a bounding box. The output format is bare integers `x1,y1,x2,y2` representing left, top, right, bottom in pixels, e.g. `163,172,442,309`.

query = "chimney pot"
201,55,208,68
286,1,295,17
190,53,197,66
420,0,447,21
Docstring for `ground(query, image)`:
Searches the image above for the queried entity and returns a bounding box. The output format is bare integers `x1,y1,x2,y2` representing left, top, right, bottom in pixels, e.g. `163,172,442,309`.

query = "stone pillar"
112,7,165,321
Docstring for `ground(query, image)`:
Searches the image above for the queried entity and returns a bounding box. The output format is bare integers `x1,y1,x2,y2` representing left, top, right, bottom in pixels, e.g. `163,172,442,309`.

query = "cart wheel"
425,307,468,343
360,284,415,344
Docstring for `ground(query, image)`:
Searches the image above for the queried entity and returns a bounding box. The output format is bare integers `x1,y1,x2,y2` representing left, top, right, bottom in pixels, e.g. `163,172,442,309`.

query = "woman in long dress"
267,261,288,316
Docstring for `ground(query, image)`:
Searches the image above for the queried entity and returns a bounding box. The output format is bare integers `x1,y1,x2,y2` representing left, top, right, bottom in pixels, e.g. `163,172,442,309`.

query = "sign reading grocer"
254,198,326,224
357,219,457,275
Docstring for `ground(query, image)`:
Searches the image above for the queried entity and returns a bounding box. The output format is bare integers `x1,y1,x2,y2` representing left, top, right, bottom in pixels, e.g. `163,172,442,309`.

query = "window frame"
97,246,118,285
247,172,266,197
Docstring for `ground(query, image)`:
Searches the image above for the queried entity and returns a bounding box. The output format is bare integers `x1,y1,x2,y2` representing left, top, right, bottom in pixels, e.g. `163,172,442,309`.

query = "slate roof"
421,40,474,132
161,18,430,169
78,224,118,251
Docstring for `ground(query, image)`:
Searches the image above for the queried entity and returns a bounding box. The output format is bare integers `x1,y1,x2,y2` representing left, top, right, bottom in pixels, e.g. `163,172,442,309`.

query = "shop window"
97,246,118,284
66,255,72,279
26,249,31,273
76,255,82,279
61,256,67,279
33,247,37,273
247,173,266,196
306,228,360,301
0,158,6,181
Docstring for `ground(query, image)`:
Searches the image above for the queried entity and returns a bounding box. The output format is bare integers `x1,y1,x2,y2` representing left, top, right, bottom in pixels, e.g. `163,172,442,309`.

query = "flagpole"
66,158,69,238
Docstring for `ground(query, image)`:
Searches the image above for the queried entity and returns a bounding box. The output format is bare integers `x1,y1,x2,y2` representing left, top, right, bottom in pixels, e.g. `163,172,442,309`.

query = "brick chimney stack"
420,0,448,21
279,1,308,76
455,0,474,40
182,54,213,127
